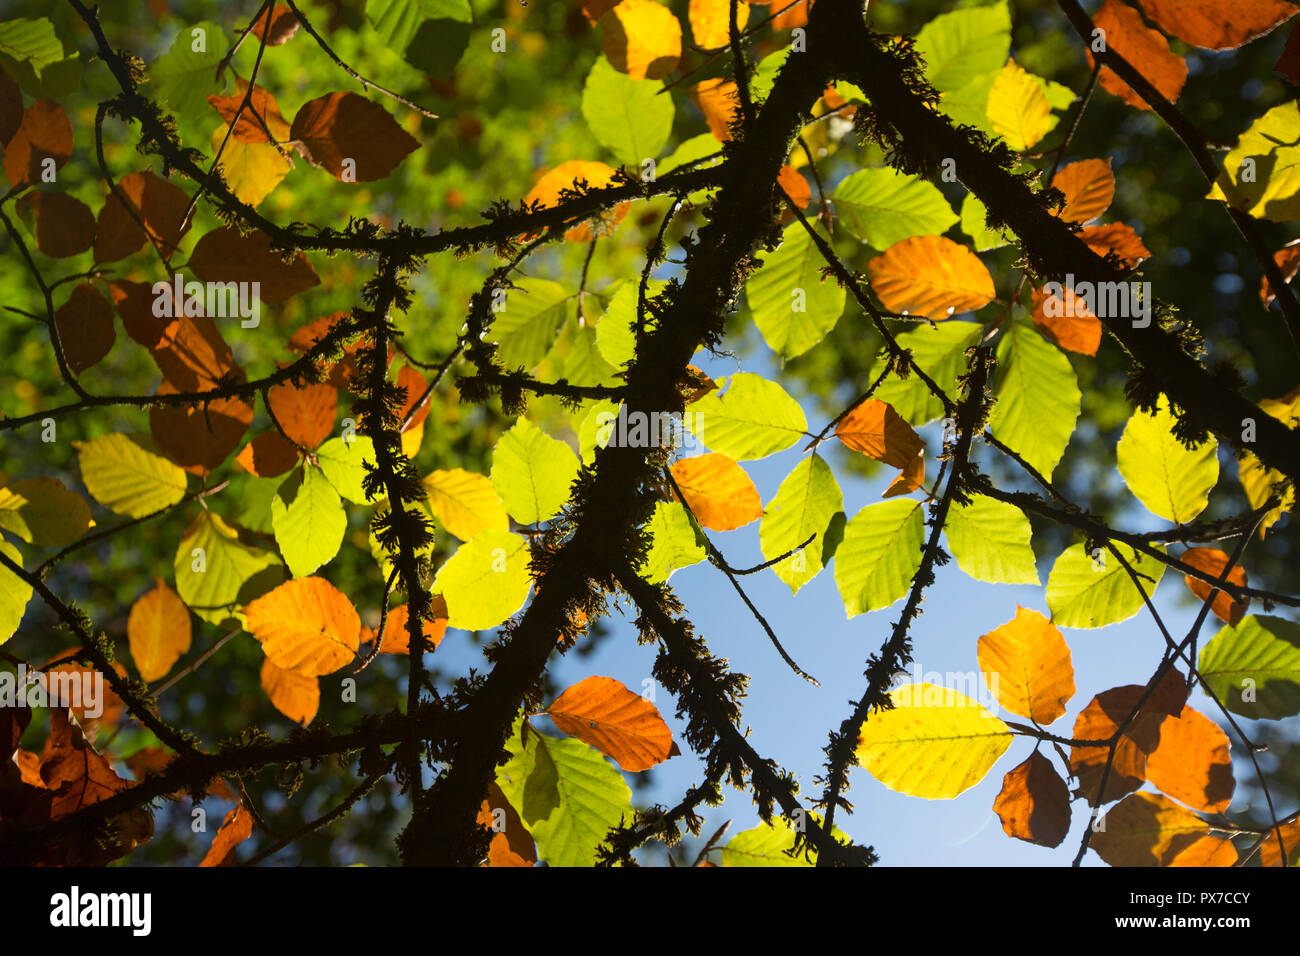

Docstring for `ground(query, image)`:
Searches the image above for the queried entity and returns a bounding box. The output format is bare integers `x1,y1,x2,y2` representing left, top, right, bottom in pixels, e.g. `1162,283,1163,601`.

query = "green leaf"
1208,100,1300,222
686,373,807,460
579,399,621,466
1199,615,1300,720
316,435,380,505
834,499,924,618
174,511,284,625
149,21,230,119
659,132,722,177
1116,396,1218,524
832,168,958,250
596,279,665,370
1045,542,1166,629
874,322,983,426
0,18,80,99
74,433,189,519
544,317,620,389
750,48,790,102
745,222,845,359
937,70,999,135
498,719,633,868
490,418,581,524
914,1,1011,93
0,477,92,547
432,529,532,631
960,191,1011,251
490,278,574,372
581,55,674,166
366,0,472,79
943,494,1039,584
639,500,707,584
0,539,32,645
721,814,846,867
271,465,346,579
988,317,1080,479
759,454,843,595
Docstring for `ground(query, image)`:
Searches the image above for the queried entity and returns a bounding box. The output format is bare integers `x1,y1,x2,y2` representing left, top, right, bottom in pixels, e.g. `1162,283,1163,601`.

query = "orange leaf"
777,165,811,208
39,708,130,818
207,81,291,144
992,751,1071,848
1259,819,1300,866
1179,547,1249,625
1030,283,1100,356
545,675,675,771
127,576,193,682
478,781,537,867
17,191,95,258
188,225,320,305
260,657,319,726
248,3,301,45
1164,832,1238,866
978,606,1076,725
377,598,449,656
42,649,127,728
772,0,810,30
600,0,683,80
670,452,762,531
93,169,191,263
1079,222,1152,270
882,451,925,498
689,0,748,50
1087,0,1188,110
243,577,361,676
1138,0,1296,51
290,92,419,182
397,363,431,433
1090,791,1218,866
1261,240,1300,308
834,398,924,469
523,160,629,242
1069,676,1187,805
865,236,995,319
268,381,337,450
53,283,116,374
235,431,300,478
289,311,363,388
199,802,253,866
3,99,72,188
151,310,238,390
1049,158,1114,225
1145,705,1234,813
582,0,621,25
691,78,739,141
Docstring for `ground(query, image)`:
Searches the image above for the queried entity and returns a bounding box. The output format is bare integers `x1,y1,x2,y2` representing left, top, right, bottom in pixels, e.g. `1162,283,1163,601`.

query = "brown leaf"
834,398,924,469
478,781,537,866
0,64,20,145
39,708,130,818
1090,791,1216,866
3,99,72,188
1164,831,1238,866
1070,683,1174,805
268,381,337,450
1259,819,1300,866
1049,158,1114,225
150,385,254,475
2,701,30,760
881,450,925,498
1079,223,1152,270
1139,0,1296,51
1088,0,1188,110
188,225,320,305
992,751,1071,848
1261,240,1300,308
1180,547,1249,625
235,431,300,477
53,283,116,374
978,606,1076,725
94,170,191,263
248,3,301,45
108,279,172,349
199,801,253,866
290,92,419,182
1145,705,1235,813
776,164,811,209
41,650,128,730
545,675,675,771
1276,24,1300,83
670,452,762,531
17,191,95,258
260,657,319,726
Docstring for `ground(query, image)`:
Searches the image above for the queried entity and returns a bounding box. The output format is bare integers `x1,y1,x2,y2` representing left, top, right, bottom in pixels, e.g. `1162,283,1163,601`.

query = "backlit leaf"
992,751,1071,848
745,221,844,358
986,60,1051,151
423,468,509,542
75,433,188,518
1088,0,1188,110
866,235,995,319
977,606,1075,724
686,372,807,460
1180,547,1249,625
988,317,1080,479
1090,791,1217,866
1049,158,1114,225
1046,541,1167,629
832,167,958,250
1145,705,1234,813
759,454,842,595
127,577,192,682
1138,0,1295,51
290,92,420,182
639,499,707,584
546,676,674,771
0,476,92,547
188,226,320,305
260,657,319,726
670,453,762,531
174,510,283,625
490,417,580,525
244,576,360,675
271,464,346,579
1199,615,1300,720
1117,396,1219,524
433,529,532,631
600,0,682,81
834,499,924,617
581,55,673,166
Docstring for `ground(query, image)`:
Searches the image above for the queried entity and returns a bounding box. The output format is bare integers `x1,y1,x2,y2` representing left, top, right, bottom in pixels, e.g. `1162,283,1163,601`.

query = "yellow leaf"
670,452,762,531
691,78,739,141
986,60,1051,151
689,0,748,50
423,469,510,542
211,123,291,208
600,0,682,80
545,675,675,771
977,606,1075,725
855,683,1013,799
127,576,193,682
865,235,995,319
243,576,360,675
